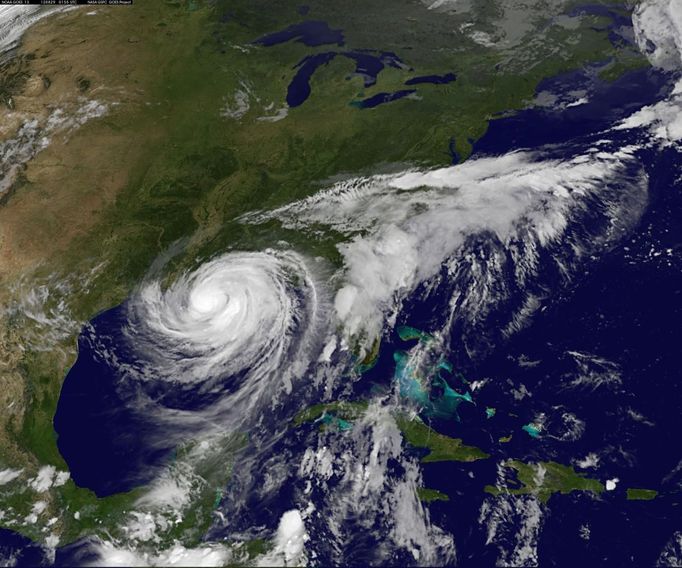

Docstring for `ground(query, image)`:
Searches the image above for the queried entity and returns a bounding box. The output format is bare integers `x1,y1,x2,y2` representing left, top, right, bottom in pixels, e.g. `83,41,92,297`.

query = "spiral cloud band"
124,249,322,409
54,249,327,511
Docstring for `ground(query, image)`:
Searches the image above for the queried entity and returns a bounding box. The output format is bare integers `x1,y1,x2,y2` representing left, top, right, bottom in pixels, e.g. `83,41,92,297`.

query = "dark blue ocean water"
53,306,175,497
53,296,262,497
194,63,682,566
26,15,681,567
337,66,680,565
0,529,50,567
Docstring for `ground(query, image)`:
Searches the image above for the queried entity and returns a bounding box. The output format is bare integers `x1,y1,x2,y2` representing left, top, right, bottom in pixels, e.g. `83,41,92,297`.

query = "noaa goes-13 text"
0,1,132,5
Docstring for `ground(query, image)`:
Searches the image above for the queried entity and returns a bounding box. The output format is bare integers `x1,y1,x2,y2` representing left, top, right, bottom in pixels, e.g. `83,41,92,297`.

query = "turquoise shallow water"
46,60,682,566
2,5,682,564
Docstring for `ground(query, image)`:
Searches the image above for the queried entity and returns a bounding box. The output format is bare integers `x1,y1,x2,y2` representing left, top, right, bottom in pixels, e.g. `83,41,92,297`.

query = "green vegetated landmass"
296,401,662,511
417,487,450,503
0,0,649,548
355,337,382,373
0,433,246,547
485,460,604,503
292,402,489,463
5,0,646,466
396,415,490,463
626,488,658,501
292,401,370,427
55,482,142,545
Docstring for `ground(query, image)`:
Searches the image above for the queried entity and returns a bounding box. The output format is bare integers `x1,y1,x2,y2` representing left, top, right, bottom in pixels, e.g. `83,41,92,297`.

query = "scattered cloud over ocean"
245,145,647,347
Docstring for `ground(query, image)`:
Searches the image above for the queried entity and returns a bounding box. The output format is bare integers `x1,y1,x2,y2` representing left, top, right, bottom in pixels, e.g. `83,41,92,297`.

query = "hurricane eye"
123,251,320,387
190,289,227,314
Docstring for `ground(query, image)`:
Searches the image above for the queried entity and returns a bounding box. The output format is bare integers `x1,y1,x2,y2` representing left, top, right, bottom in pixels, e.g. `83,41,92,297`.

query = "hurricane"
5,1,682,565
127,250,320,399
54,248,329,498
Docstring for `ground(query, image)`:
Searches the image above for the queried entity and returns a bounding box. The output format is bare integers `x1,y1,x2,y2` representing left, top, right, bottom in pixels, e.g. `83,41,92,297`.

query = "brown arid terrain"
0,1,663,559
0,4,209,483
0,7,184,278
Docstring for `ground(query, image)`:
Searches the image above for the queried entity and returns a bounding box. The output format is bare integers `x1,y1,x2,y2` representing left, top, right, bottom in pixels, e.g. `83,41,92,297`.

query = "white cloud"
245,146,646,346
0,7,72,57
119,249,329,447
615,85,682,144
54,470,70,487
616,0,682,144
0,101,110,199
256,509,309,566
257,106,288,122
30,465,57,492
129,250,320,390
86,541,233,567
221,81,252,120
658,531,682,566
28,465,70,492
479,493,543,567
564,351,622,391
632,0,682,70
123,512,158,543
24,500,47,524
575,453,600,470
0,468,22,485
296,401,456,564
